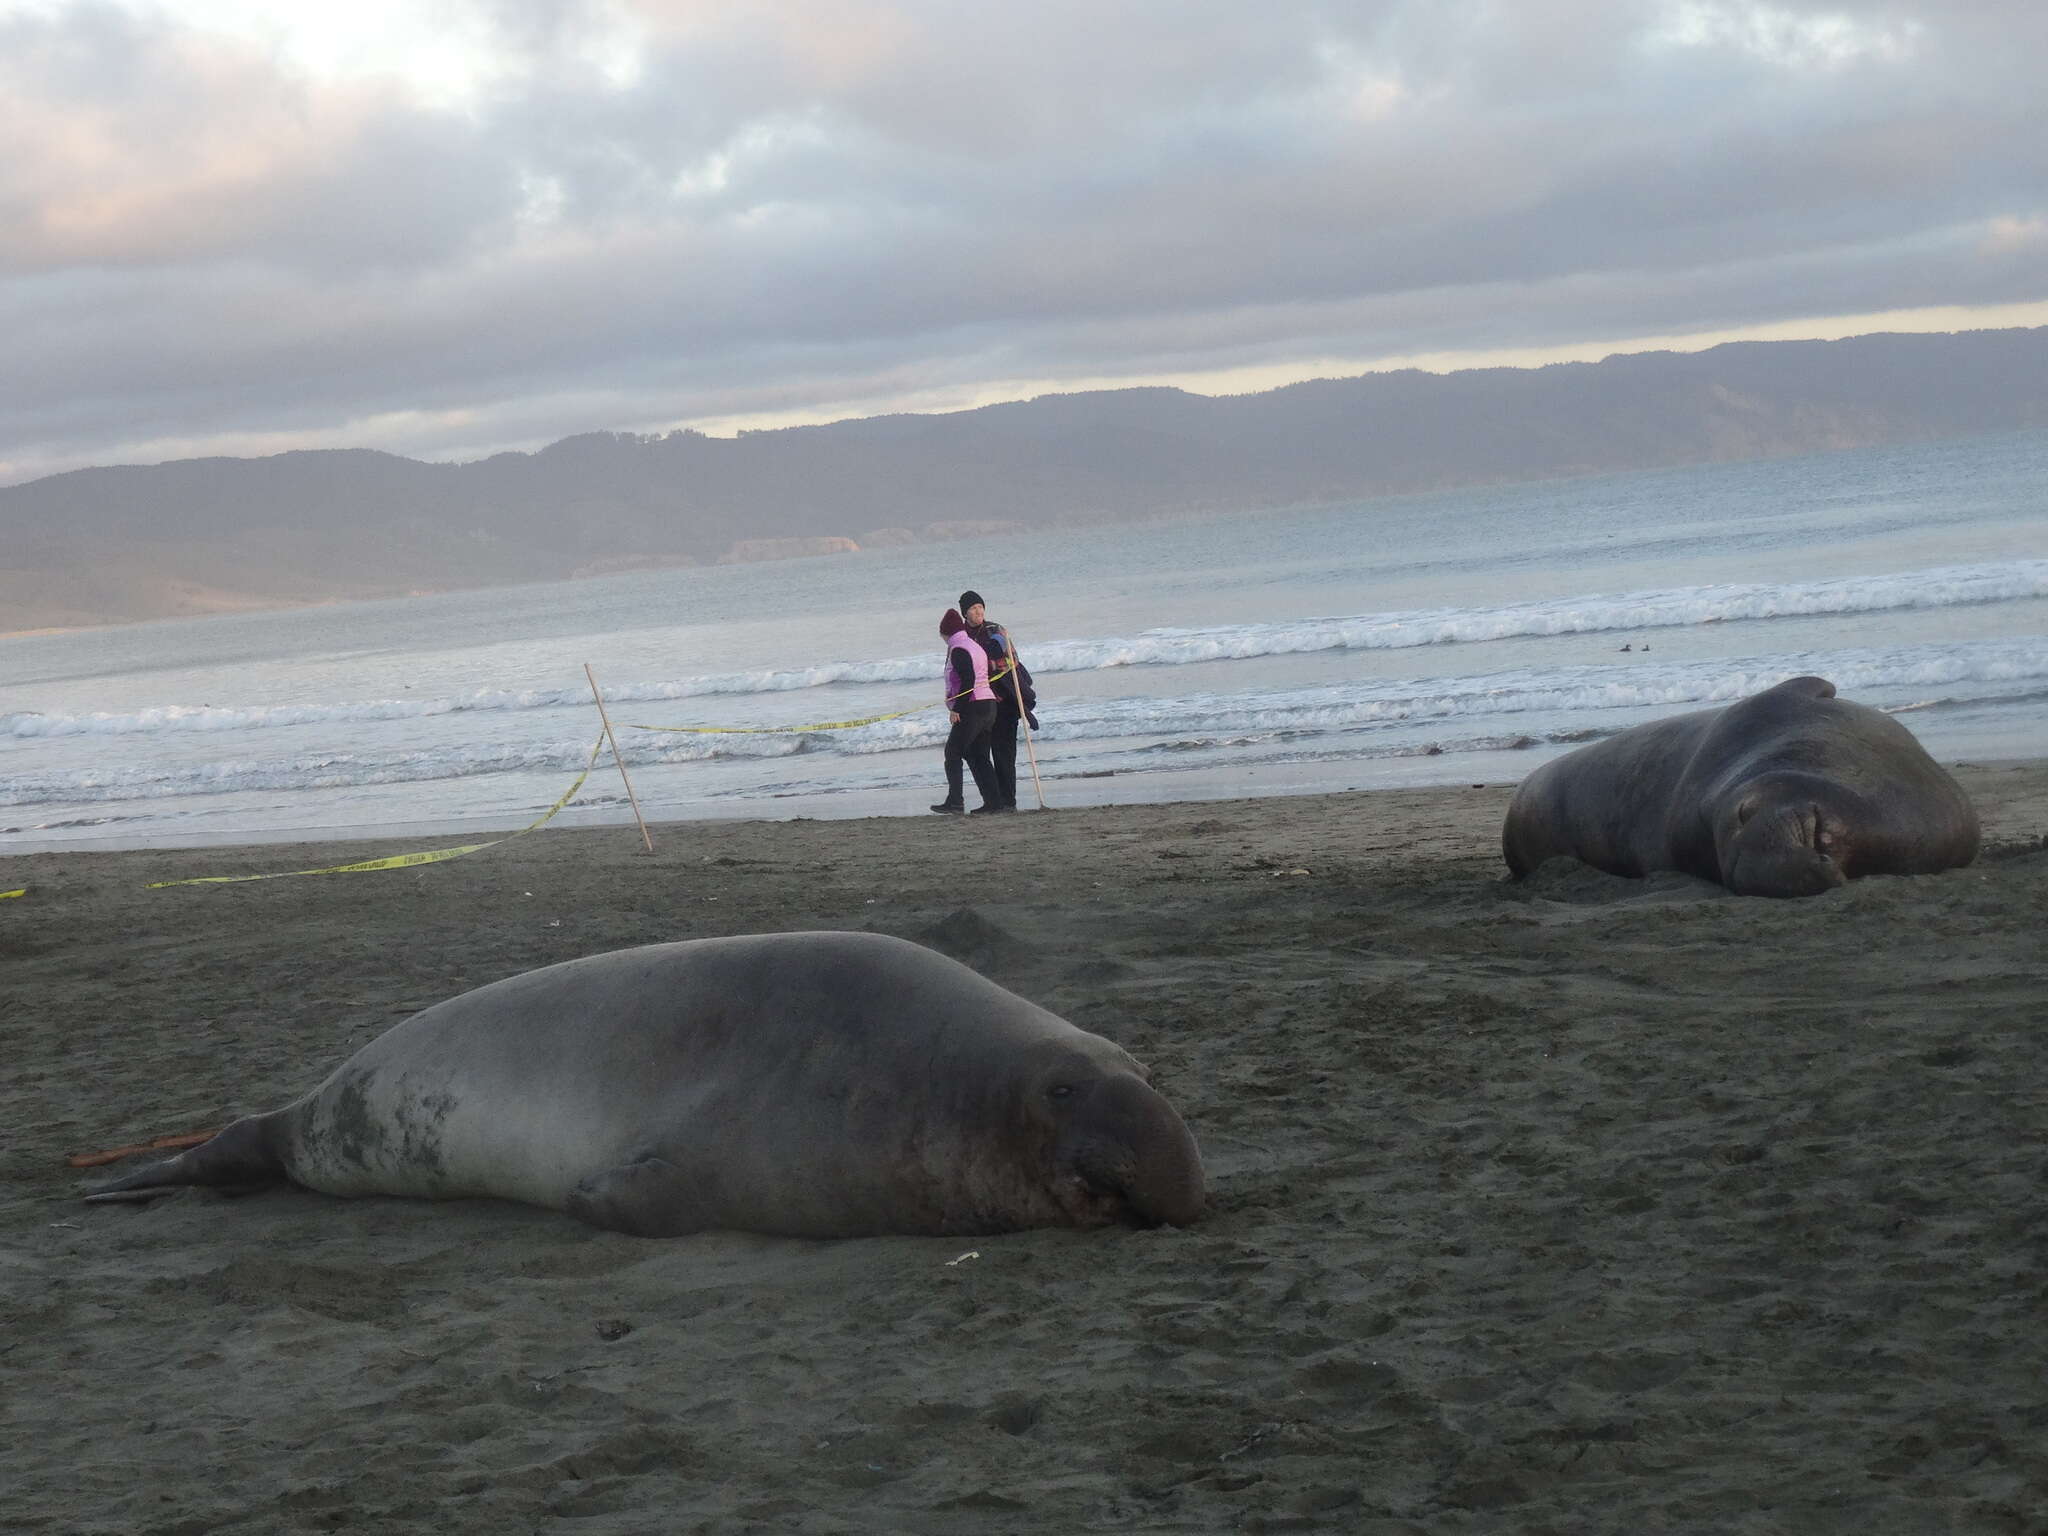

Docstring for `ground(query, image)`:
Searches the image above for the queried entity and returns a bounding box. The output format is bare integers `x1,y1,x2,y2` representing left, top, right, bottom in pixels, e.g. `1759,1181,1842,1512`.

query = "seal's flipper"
565,1156,704,1238
82,1117,283,1202
1761,675,1838,701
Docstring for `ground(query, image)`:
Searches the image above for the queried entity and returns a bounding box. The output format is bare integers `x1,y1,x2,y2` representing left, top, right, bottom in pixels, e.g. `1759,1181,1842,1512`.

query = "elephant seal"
86,931,1205,1237
1502,676,1979,898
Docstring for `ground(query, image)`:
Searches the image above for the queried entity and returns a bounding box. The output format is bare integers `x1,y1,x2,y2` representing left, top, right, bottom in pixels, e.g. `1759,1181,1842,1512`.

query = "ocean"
4,429,2045,856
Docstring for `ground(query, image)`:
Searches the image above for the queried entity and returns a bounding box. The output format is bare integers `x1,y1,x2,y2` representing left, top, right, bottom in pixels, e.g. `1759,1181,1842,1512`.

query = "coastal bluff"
4,325,2044,631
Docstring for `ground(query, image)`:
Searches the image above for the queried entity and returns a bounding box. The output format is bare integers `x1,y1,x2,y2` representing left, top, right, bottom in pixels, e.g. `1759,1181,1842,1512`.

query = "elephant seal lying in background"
86,931,1205,1237
1502,676,1979,898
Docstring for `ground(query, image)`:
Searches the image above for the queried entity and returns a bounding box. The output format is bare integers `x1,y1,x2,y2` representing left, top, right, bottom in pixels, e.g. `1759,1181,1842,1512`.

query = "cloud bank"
2,0,2043,485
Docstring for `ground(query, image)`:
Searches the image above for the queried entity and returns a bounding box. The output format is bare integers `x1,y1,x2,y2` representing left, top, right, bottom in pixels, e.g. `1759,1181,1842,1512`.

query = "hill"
4,327,2044,630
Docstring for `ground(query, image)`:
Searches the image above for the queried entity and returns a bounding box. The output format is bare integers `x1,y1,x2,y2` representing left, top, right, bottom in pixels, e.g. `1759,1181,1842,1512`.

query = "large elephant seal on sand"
87,931,1204,1237
1502,676,1979,898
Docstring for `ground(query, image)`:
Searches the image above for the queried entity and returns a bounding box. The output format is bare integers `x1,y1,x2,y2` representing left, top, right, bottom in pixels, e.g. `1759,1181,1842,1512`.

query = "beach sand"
4,763,2046,1534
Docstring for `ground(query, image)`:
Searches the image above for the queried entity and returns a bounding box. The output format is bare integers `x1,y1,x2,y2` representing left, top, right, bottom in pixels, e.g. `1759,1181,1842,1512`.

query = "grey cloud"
1,0,2043,484
4,15,499,275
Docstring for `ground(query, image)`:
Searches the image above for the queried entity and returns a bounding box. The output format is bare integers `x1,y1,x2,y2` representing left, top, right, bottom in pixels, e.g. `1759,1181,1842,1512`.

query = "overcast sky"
2,0,2043,487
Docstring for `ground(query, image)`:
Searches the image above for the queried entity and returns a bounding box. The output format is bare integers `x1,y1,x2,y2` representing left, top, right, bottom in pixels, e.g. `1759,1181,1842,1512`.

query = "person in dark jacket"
931,607,1003,814
960,589,1037,811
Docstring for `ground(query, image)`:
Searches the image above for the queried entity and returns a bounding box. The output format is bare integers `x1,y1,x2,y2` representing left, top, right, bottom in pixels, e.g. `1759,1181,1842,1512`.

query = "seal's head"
1714,772,1859,897
998,1039,1204,1229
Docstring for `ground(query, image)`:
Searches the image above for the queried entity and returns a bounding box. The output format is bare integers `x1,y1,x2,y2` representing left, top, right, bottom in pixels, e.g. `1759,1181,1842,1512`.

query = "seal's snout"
1724,834,1850,898
1725,796,1853,897
1733,852,1848,898
1063,1073,1205,1228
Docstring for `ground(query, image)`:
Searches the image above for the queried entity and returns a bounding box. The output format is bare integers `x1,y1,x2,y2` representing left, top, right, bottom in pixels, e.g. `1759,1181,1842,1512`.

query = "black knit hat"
958,589,985,612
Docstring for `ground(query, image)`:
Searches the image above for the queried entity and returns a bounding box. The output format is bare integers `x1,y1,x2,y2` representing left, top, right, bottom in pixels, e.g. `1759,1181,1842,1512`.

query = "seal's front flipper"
566,1156,708,1238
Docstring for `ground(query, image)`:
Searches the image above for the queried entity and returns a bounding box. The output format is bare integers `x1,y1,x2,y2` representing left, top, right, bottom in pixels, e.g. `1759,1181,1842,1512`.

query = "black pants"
942,701,1000,807
991,711,1020,809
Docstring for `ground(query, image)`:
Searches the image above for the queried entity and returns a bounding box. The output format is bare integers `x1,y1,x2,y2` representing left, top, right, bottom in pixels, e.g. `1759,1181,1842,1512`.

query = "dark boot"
930,799,964,814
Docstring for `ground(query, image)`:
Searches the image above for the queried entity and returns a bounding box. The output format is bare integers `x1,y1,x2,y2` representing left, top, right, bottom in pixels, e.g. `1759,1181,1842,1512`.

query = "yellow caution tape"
626,665,1021,737
627,702,933,735
145,732,609,889
1,887,24,900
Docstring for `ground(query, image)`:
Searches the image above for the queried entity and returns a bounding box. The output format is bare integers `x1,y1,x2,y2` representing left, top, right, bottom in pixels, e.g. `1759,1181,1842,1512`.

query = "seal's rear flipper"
81,1117,283,1203
80,1184,182,1204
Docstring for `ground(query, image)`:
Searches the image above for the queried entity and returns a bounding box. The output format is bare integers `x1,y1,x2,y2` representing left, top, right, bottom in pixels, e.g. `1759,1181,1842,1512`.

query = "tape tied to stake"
626,667,1018,736
1,887,25,900
144,732,609,889
626,703,931,735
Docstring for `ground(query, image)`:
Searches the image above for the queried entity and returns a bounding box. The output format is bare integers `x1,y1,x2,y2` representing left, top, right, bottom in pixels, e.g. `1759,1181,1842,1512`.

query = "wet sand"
4,763,2046,1533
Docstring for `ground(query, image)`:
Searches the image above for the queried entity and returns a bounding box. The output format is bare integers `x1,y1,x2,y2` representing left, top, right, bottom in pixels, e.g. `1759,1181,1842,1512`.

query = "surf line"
144,731,610,889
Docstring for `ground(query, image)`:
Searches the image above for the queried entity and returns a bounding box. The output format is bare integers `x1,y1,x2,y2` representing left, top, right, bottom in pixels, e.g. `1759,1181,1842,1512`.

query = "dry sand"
4,764,2046,1534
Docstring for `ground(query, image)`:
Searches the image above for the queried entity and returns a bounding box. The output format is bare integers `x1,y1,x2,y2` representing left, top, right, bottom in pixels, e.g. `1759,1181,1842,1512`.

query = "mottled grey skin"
1502,676,1980,898
86,932,1205,1238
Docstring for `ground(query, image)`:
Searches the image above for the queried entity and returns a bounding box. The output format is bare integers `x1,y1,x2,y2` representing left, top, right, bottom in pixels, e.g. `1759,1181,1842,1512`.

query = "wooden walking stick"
585,663,655,852
999,631,1048,810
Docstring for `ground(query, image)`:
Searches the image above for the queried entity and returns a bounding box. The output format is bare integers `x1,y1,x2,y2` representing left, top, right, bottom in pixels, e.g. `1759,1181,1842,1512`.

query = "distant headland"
3,325,2043,632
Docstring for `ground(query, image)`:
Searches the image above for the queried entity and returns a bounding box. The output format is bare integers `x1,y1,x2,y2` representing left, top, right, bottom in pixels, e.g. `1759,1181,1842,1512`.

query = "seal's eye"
1046,1084,1075,1103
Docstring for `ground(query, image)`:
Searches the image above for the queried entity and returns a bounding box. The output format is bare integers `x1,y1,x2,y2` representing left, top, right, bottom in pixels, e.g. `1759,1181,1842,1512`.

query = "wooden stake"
585,663,654,852
1001,633,1048,811
66,1128,222,1168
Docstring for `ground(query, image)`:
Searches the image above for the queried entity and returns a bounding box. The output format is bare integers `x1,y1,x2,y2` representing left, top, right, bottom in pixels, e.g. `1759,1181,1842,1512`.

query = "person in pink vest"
931,606,1005,814
961,589,1037,811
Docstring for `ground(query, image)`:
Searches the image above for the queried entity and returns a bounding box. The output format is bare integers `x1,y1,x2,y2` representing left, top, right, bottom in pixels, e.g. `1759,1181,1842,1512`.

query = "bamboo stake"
585,663,654,852
999,631,1048,811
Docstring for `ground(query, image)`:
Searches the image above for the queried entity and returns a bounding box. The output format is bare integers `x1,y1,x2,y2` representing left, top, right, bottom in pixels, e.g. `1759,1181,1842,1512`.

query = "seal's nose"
1070,1074,1205,1227
1727,844,1847,898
